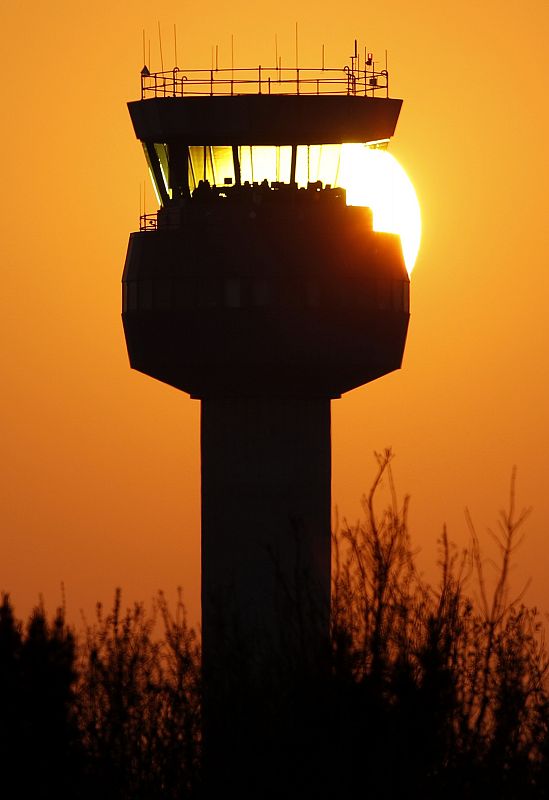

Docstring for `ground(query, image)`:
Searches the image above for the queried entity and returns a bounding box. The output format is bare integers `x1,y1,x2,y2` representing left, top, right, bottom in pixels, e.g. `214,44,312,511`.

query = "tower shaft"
200,396,331,792
201,396,331,673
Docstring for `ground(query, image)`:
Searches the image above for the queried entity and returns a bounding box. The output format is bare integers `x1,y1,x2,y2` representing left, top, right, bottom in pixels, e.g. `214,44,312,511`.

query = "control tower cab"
123,63,409,399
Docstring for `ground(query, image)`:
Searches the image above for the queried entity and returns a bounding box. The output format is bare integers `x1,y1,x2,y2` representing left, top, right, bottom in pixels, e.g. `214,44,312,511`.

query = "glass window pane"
240,146,253,184
225,278,241,307
212,146,235,186
251,147,277,184
376,279,390,310
154,143,171,199
277,146,292,183
175,278,195,308
155,279,172,309
140,280,153,310
253,278,271,307
295,146,309,187
189,146,215,186
128,282,138,311
318,144,342,187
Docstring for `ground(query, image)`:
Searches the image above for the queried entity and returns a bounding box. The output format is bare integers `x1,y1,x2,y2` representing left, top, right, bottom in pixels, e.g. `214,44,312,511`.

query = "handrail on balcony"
140,62,389,100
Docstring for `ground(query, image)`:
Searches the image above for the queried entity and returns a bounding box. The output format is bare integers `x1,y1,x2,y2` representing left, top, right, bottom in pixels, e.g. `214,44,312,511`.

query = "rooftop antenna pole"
158,22,164,72
322,43,325,70
216,44,219,71
142,29,146,66
148,39,151,70
174,23,178,67
295,22,299,69
275,33,278,71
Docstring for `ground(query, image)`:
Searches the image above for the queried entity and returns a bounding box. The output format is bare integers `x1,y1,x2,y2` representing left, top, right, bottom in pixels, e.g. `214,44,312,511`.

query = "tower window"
225,278,241,308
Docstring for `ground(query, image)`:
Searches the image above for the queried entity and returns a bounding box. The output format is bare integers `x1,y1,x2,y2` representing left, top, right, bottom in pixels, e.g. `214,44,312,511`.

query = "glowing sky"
1,1,548,625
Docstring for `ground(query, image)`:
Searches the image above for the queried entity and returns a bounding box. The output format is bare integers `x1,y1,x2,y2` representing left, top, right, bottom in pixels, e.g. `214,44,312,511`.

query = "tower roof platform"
128,63,402,145
128,94,402,146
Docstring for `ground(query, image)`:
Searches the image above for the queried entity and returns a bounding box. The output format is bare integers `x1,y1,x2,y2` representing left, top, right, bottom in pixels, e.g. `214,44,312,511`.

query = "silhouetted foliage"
328,452,549,798
76,589,201,799
2,453,549,798
0,593,81,798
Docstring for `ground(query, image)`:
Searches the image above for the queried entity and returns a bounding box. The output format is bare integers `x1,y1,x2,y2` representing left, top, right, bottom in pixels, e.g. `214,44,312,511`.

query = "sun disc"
339,144,421,274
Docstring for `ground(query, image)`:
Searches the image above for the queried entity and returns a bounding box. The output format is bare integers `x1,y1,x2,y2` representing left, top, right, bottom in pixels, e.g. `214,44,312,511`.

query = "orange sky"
2,1,549,627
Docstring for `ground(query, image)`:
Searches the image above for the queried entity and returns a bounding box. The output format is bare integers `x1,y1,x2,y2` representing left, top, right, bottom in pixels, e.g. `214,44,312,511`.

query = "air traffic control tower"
122,54,409,696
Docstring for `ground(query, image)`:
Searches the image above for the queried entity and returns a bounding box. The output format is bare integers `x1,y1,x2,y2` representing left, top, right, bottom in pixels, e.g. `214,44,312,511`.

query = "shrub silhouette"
76,589,201,799
0,594,81,798
330,452,548,798
1,453,549,798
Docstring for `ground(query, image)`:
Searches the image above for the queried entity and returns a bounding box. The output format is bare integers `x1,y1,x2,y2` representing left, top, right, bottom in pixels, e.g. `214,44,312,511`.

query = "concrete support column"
200,396,332,789
201,396,332,672
201,398,331,797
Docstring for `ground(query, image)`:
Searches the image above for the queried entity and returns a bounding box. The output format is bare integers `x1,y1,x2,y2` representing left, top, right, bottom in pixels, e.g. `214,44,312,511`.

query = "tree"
330,451,549,798
76,588,201,799
0,594,81,798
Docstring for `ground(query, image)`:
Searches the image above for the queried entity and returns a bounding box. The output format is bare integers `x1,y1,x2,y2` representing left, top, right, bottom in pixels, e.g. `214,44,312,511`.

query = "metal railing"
140,65,389,100
140,213,158,231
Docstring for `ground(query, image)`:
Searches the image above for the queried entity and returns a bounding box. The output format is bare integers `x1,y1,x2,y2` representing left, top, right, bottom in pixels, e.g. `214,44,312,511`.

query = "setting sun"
340,145,421,274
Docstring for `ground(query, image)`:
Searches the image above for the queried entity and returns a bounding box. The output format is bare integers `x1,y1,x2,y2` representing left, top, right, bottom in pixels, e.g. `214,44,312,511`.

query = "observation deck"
130,61,401,151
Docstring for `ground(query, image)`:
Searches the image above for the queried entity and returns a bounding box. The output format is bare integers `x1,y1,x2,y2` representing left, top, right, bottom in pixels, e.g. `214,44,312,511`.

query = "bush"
76,588,201,799
0,593,81,798
330,451,549,798
1,453,548,798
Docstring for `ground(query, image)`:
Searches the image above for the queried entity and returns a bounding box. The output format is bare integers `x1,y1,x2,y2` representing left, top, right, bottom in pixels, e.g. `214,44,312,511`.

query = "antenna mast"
158,21,164,72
